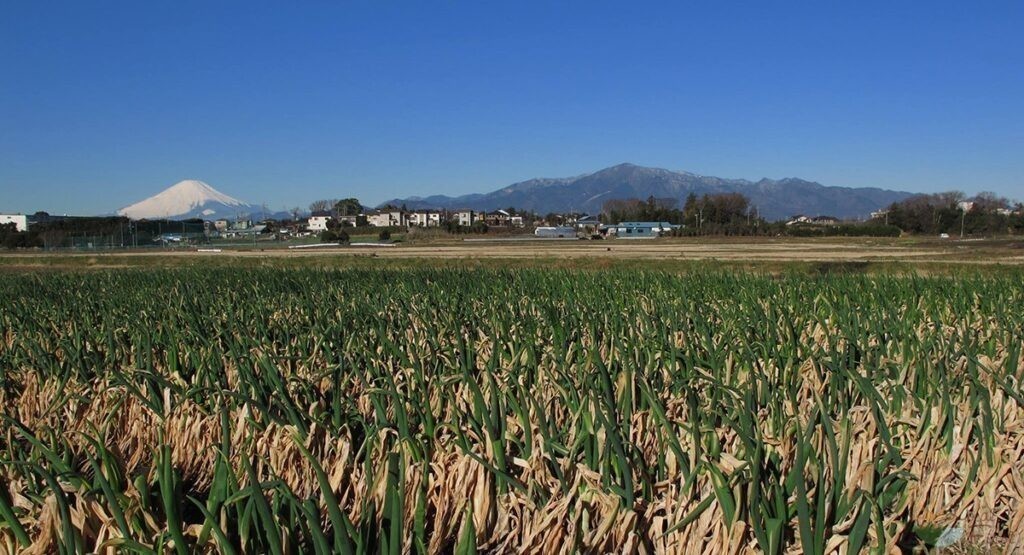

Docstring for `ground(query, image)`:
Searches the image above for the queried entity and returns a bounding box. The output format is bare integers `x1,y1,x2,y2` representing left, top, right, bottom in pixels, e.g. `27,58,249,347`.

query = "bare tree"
309,199,336,213
972,191,1010,212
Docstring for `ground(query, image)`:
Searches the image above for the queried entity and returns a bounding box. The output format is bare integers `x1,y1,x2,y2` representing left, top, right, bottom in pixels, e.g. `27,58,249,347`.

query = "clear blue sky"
2,1,1022,215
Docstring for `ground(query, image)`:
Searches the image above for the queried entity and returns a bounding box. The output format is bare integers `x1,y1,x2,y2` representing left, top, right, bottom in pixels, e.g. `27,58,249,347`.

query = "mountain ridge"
380,163,913,221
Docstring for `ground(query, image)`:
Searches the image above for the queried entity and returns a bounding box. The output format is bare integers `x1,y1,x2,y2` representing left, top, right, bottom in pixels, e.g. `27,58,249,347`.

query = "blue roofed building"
611,221,679,238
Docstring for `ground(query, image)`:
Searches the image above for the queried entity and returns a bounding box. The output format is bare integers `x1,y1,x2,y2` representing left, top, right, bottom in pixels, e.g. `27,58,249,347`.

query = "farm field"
3,236,1024,276
2,267,1023,553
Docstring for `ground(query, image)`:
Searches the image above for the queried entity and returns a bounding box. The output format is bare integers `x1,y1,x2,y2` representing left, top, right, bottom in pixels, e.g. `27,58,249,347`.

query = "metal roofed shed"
611,222,679,238
534,226,577,238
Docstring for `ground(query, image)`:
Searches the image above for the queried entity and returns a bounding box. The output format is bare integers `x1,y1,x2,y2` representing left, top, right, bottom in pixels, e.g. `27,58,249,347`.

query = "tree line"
601,193,773,235
876,191,1024,235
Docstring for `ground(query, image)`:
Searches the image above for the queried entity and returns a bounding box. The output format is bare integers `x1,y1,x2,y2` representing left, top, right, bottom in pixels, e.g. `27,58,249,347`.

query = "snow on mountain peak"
118,180,251,220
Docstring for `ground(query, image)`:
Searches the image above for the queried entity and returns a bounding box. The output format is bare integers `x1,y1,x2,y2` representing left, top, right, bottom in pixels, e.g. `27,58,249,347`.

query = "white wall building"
308,215,332,232
409,212,442,227
368,211,407,227
535,226,576,238
455,210,475,227
337,215,364,227
409,212,427,227
0,214,28,232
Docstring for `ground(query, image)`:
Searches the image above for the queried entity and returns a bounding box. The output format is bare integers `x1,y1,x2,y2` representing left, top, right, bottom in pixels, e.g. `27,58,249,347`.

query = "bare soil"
3,237,1023,272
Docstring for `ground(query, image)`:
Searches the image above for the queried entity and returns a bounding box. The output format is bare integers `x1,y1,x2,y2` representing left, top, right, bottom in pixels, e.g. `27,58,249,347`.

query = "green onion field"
1,268,1022,553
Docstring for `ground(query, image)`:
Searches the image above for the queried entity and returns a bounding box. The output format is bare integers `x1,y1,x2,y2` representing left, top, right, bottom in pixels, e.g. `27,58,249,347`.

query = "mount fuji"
118,180,267,220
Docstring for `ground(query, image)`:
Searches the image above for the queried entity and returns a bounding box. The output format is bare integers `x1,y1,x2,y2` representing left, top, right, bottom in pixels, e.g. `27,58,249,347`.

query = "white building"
0,214,28,232
455,210,476,227
221,224,267,238
368,211,407,227
408,212,441,227
337,214,364,227
308,215,332,232
535,226,576,238
787,215,838,226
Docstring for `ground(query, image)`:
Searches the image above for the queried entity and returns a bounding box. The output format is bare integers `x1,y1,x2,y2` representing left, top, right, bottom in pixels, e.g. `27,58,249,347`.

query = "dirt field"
3,237,1024,272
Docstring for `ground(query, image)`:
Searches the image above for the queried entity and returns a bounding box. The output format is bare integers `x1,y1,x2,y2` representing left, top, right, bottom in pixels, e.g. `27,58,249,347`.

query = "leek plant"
0,268,1021,553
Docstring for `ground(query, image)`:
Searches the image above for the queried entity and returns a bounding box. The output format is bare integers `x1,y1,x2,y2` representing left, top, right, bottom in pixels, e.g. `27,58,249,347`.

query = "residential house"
574,215,601,232
308,211,333,232
483,210,512,227
409,211,442,227
337,214,366,227
367,211,407,227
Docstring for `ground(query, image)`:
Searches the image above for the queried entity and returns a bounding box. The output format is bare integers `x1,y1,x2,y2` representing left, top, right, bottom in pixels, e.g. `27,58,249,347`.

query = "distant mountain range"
380,163,913,221
118,180,287,220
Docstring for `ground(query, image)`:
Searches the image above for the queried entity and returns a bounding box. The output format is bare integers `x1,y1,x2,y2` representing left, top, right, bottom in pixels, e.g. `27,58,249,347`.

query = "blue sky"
1,1,1022,215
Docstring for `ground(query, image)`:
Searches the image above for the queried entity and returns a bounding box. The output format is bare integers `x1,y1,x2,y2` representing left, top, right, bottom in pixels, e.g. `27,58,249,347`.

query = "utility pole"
960,207,966,238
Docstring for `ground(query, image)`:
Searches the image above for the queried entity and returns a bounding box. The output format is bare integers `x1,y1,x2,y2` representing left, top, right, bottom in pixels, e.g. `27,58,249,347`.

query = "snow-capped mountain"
118,180,262,220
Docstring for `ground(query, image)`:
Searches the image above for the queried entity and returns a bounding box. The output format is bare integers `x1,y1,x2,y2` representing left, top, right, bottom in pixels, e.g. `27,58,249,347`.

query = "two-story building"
409,212,442,227
367,211,407,227
307,211,333,232
483,210,513,227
